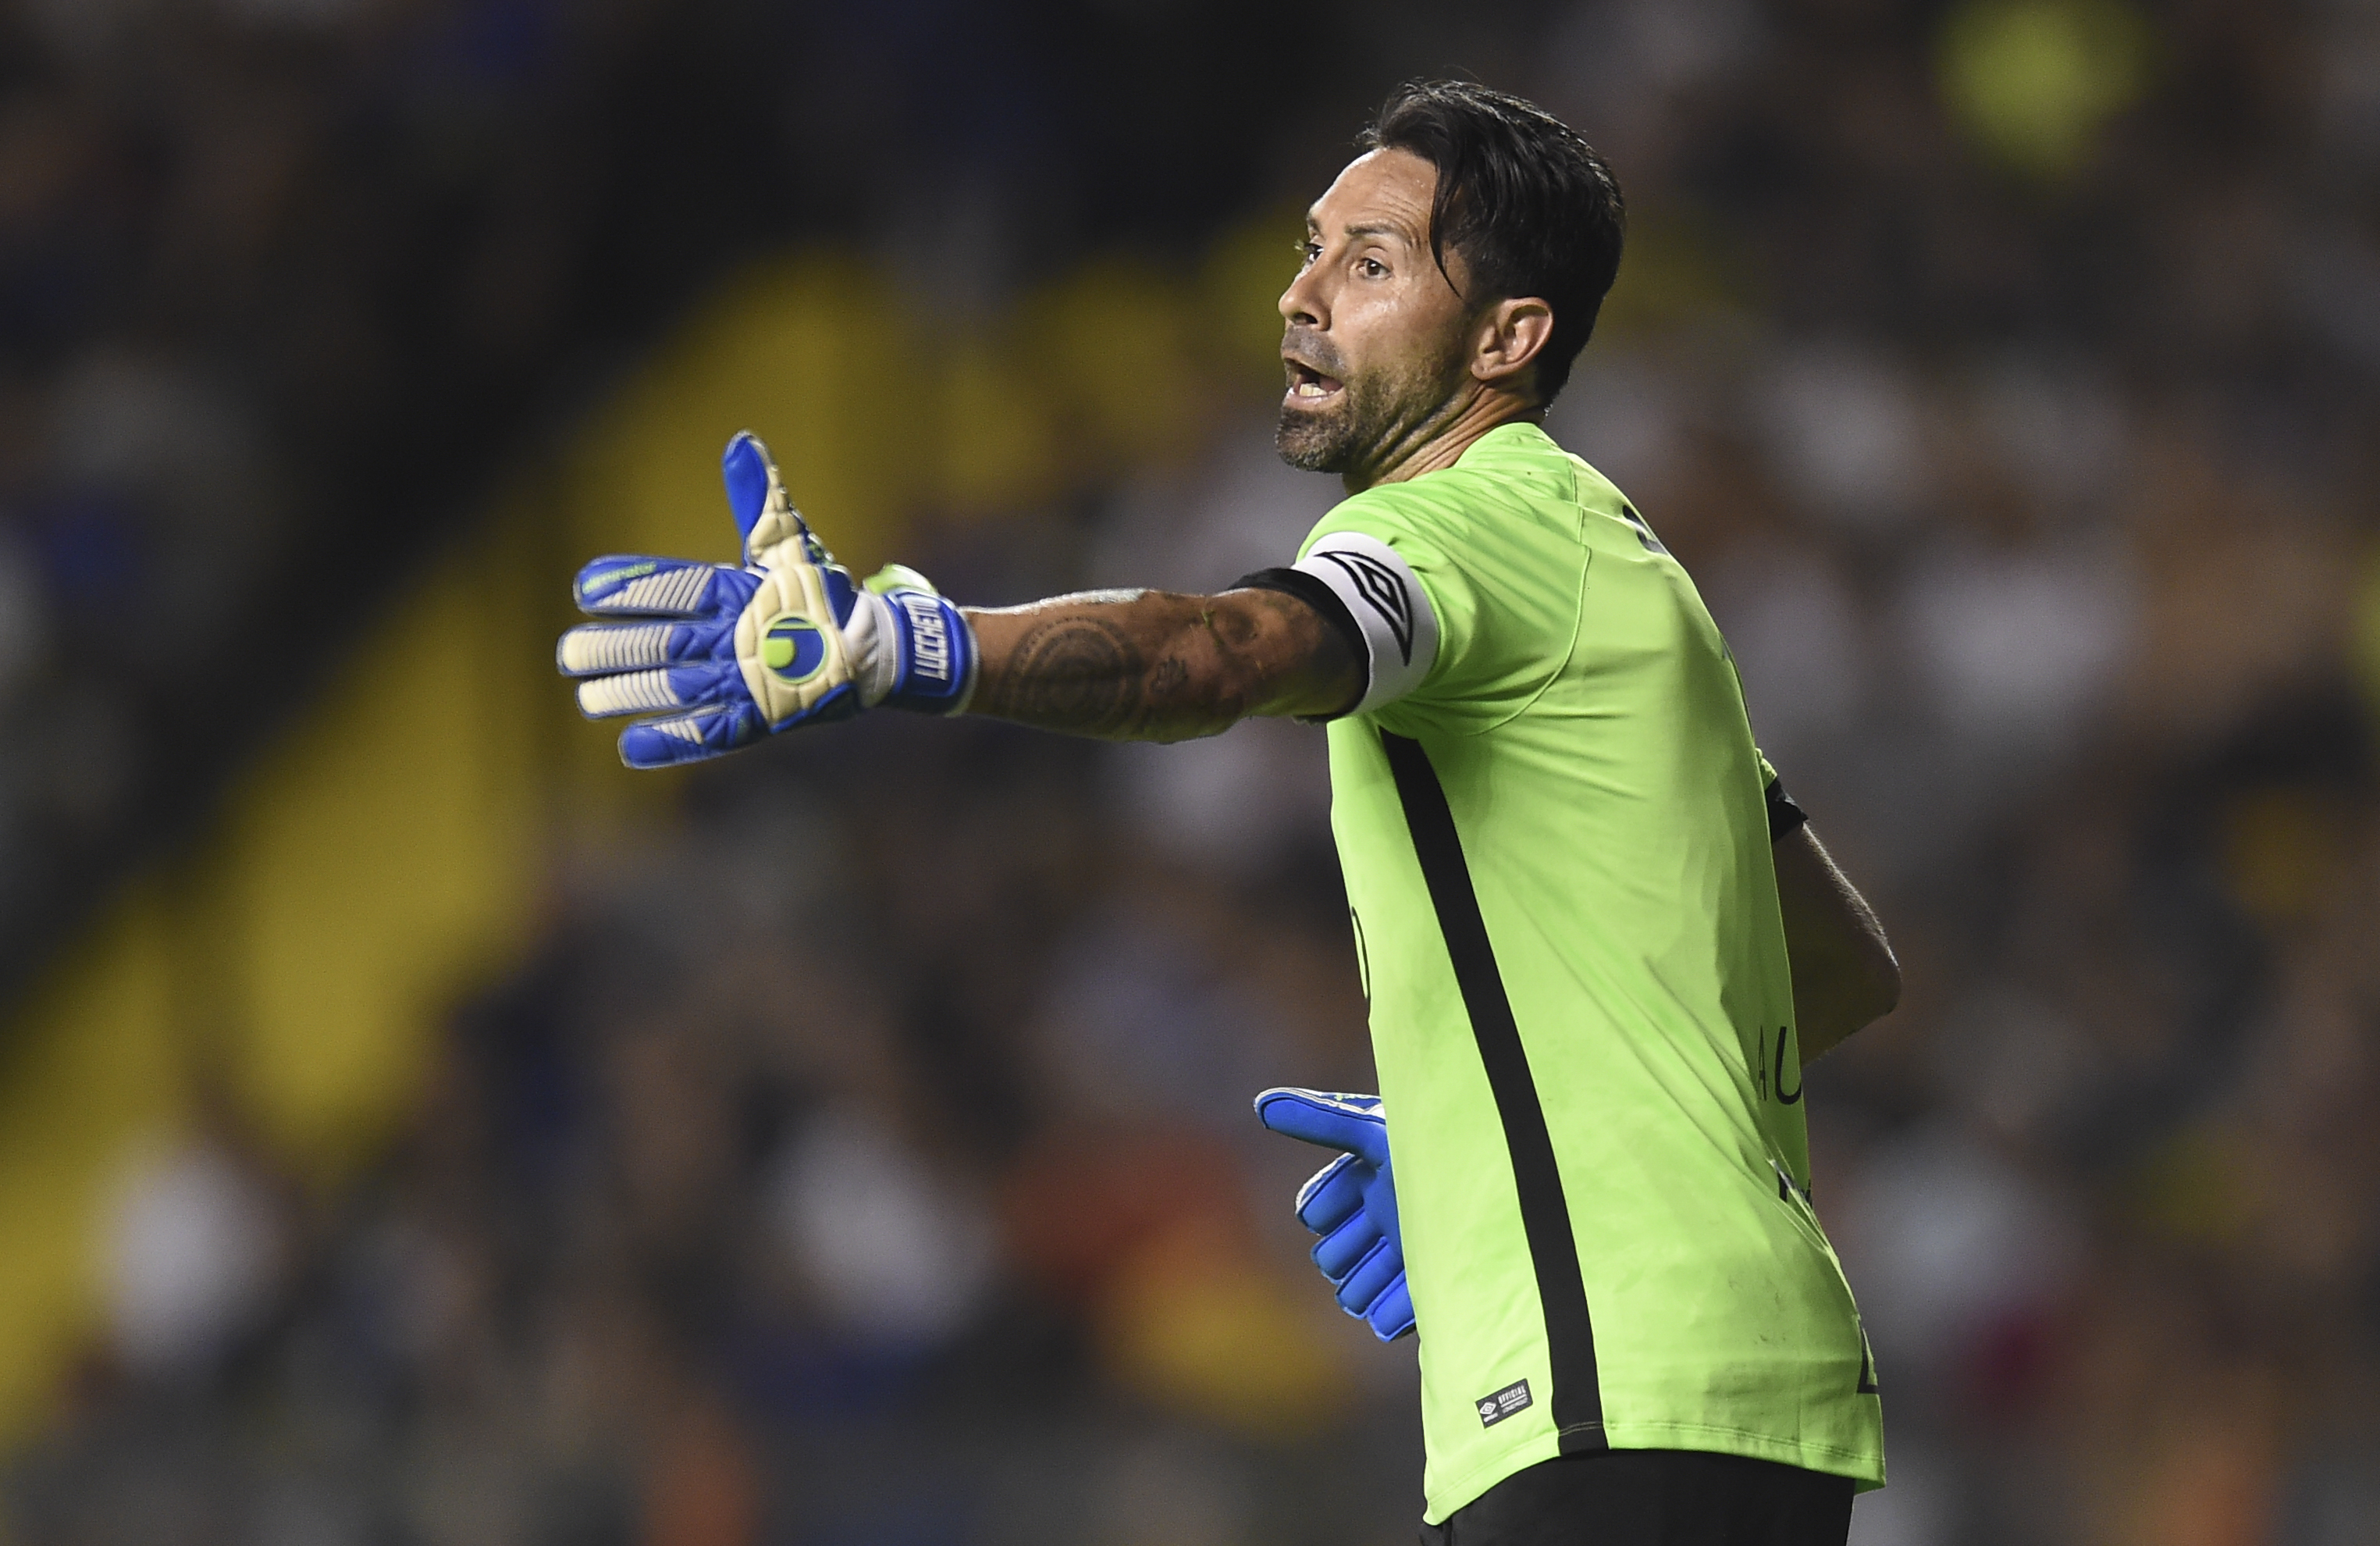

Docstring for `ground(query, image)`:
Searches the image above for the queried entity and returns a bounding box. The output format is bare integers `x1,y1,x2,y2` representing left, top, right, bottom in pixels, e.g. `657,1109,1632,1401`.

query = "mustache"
1282,328,1349,380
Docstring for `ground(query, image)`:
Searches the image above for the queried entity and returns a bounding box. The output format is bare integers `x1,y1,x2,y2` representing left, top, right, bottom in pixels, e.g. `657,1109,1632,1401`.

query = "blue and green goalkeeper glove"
557,431,977,768
1255,1087,1414,1342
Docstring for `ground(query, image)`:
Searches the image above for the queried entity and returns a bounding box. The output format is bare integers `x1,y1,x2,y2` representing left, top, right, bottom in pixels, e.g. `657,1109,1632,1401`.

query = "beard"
1275,338,1463,476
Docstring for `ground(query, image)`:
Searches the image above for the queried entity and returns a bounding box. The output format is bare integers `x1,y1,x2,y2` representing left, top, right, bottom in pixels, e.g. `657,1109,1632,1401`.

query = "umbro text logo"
1315,549,1415,664
1476,1378,1532,1427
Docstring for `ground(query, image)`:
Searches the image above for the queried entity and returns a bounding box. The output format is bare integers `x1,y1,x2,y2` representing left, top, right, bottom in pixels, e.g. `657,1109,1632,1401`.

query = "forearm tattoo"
974,616,1151,736
967,588,1353,740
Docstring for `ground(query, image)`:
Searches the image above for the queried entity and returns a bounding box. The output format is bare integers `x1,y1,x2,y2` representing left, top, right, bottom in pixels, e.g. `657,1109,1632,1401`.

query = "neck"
1343,383,1541,494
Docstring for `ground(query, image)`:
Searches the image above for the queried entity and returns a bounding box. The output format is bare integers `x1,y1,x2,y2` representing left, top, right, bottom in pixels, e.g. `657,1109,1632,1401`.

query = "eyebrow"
1304,216,1420,245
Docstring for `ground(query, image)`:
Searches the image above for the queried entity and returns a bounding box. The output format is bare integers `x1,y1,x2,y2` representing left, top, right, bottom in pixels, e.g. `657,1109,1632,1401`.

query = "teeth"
1295,382,1331,397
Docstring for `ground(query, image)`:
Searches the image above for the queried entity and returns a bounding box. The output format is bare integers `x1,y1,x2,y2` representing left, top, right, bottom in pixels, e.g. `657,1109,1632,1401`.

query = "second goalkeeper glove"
1254,1087,1414,1341
557,431,977,768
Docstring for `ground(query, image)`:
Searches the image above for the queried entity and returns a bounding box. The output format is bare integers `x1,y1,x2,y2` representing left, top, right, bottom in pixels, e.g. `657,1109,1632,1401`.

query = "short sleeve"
1295,479,1582,736
1755,749,1808,841
1287,531,1439,714
1296,490,1478,713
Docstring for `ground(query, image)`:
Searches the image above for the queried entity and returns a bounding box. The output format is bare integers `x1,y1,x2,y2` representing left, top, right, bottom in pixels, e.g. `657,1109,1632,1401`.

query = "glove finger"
575,661,743,719
1366,1276,1417,1341
575,555,749,618
1313,1209,1386,1283
1254,1087,1389,1167
1335,1237,1402,1320
1295,1155,1368,1237
557,620,732,677
617,706,760,768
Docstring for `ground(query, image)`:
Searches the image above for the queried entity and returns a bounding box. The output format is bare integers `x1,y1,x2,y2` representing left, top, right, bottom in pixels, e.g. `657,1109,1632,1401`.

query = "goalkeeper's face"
1275,148,1480,483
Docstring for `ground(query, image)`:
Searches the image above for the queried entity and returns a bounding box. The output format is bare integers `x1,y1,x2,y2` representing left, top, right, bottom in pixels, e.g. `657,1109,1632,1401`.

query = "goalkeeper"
560,80,1899,1546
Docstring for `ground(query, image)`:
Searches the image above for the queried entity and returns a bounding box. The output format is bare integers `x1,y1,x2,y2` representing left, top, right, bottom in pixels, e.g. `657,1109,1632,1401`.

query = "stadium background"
0,0,2375,1541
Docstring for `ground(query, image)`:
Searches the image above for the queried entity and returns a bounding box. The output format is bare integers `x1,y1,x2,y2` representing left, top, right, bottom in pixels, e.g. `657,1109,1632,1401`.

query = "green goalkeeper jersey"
1282,422,1884,1524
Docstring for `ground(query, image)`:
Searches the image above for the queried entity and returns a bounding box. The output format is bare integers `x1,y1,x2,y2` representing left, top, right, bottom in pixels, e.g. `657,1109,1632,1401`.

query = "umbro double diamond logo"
1315,549,1415,664
1475,1377,1533,1427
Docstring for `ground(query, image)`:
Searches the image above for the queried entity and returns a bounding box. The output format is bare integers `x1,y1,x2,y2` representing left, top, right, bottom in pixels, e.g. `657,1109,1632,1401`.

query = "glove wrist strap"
857,587,977,714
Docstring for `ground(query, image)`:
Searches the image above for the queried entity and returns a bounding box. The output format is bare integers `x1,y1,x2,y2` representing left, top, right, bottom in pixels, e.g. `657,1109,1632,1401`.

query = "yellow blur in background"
1938,0,2154,181
0,220,1315,1448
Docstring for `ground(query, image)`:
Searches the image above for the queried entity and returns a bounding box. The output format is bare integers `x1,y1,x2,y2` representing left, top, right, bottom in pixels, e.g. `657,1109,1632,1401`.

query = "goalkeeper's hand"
557,431,977,768
1254,1087,1414,1342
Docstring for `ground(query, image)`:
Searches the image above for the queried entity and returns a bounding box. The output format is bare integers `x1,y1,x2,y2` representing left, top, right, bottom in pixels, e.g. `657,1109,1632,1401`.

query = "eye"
1358,256,1388,278
1297,240,1322,269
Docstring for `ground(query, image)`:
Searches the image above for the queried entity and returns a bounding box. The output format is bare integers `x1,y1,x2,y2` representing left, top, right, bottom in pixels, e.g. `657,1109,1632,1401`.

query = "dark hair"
1361,80,1625,404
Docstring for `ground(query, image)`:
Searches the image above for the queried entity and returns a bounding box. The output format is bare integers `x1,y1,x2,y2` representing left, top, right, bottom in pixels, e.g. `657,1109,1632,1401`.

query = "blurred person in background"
559,80,1900,1546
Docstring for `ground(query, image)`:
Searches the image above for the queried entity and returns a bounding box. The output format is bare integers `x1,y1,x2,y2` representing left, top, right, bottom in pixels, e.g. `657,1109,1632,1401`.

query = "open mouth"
1284,358,1344,404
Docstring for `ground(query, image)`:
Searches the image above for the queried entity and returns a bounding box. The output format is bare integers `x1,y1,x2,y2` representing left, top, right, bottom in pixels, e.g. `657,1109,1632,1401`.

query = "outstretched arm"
558,431,1371,768
964,587,1362,742
1777,823,1900,1060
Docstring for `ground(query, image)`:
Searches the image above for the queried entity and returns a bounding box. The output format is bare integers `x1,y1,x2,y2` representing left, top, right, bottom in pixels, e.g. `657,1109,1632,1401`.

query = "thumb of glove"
722,431,774,541
1254,1088,1390,1170
721,430,829,566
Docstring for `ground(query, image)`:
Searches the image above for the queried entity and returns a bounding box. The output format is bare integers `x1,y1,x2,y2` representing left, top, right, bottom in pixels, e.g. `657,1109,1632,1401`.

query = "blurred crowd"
9,0,2380,1544
16,712,1417,1545
0,0,600,986
0,0,923,990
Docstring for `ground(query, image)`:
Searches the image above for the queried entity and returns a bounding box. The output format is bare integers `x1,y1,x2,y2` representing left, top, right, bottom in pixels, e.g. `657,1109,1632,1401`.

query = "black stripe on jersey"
1379,729,1606,1452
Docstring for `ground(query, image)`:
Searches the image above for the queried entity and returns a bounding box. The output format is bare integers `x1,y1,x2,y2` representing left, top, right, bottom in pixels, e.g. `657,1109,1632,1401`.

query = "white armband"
1293,531,1440,715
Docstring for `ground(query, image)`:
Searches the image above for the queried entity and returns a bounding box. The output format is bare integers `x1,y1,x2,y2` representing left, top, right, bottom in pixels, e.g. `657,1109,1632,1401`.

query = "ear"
1469,297,1555,401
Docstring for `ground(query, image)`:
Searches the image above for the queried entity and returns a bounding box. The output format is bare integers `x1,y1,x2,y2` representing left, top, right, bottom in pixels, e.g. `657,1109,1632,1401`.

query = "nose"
1279,261,1324,329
